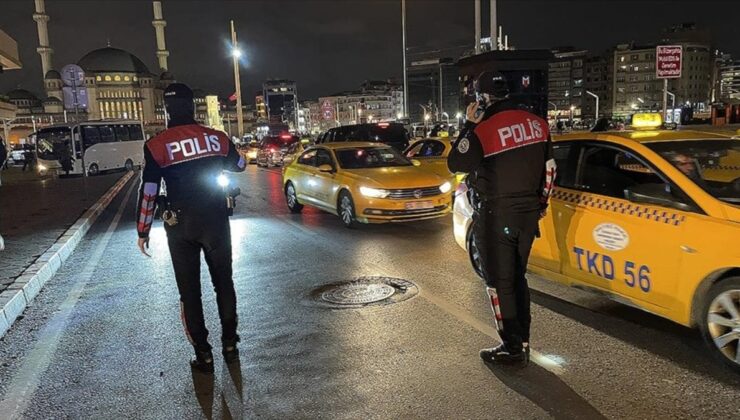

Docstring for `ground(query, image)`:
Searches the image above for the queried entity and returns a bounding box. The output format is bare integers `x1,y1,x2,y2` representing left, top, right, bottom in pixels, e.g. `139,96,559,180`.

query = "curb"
0,171,135,339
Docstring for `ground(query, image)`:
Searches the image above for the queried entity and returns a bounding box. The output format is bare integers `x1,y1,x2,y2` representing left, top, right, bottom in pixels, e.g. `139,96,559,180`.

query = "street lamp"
230,20,244,138
424,114,431,122
585,90,599,120
396,112,404,120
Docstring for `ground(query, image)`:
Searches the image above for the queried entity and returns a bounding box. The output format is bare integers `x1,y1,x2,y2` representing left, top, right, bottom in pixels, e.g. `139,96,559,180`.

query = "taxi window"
578,145,665,198
316,149,334,167
297,150,317,166
574,143,699,213
416,141,446,157
553,143,580,189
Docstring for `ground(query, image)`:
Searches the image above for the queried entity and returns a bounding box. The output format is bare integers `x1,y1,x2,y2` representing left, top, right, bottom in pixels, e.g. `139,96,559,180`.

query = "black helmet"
474,71,509,99
163,83,194,119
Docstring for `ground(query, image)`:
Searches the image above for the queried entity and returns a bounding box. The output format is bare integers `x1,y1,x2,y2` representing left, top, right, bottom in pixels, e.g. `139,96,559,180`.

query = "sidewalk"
0,167,127,293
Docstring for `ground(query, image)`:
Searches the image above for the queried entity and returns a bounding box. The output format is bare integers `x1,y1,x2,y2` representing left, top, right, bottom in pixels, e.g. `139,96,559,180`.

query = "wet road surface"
0,166,738,419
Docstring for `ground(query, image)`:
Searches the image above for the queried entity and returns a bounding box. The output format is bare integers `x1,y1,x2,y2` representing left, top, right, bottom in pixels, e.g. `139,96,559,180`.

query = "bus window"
83,126,101,148
128,125,144,141
99,125,115,143
114,125,130,142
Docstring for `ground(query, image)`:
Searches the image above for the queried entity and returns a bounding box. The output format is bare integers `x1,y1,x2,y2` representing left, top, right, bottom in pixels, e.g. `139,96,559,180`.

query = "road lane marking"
419,288,566,376
0,179,137,419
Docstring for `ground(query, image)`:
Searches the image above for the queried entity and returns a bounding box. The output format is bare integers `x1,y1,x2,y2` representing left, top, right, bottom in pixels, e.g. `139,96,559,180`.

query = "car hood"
344,166,447,189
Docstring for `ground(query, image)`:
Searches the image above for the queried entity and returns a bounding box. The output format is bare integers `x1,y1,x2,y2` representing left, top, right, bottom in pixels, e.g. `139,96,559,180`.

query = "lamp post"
401,0,408,118
666,90,676,122
585,90,599,120
230,20,244,139
441,111,449,125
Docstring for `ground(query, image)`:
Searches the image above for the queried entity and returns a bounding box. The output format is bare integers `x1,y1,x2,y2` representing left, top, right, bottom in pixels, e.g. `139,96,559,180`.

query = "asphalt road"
0,165,738,419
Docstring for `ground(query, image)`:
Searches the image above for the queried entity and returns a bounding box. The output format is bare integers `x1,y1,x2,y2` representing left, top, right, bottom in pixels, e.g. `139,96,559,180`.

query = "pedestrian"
22,146,35,171
135,83,246,373
447,71,556,365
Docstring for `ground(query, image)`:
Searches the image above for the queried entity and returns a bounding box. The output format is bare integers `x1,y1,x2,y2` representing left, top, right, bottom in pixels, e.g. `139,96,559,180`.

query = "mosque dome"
44,70,61,80
78,47,150,74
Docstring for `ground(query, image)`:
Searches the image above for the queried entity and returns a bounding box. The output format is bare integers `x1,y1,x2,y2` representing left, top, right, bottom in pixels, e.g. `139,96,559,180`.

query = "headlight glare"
359,186,389,198
439,181,452,194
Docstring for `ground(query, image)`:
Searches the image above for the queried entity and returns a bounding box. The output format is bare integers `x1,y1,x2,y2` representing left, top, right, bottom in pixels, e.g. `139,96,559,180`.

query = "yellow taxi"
283,142,452,227
453,114,740,371
404,137,465,190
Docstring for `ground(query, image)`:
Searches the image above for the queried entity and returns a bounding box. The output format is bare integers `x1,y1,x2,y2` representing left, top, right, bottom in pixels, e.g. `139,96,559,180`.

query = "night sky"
1,0,738,103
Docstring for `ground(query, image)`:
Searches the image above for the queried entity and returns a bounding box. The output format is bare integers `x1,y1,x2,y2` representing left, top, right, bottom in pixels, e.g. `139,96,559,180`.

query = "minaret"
152,1,169,72
33,0,53,77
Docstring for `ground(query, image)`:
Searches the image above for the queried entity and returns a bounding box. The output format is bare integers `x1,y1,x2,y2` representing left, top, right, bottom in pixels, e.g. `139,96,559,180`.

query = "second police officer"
448,71,556,365
136,83,246,373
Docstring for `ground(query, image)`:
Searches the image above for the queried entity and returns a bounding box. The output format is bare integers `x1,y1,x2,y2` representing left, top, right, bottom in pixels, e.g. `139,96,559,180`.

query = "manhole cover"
321,283,395,305
311,277,418,308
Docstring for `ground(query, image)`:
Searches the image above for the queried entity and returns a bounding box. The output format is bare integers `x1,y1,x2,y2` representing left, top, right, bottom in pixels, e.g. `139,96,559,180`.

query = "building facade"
407,58,459,123
548,48,587,120
263,79,298,130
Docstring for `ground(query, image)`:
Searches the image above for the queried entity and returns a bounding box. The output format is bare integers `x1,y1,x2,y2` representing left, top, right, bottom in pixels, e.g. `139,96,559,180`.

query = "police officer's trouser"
165,207,238,351
474,207,540,351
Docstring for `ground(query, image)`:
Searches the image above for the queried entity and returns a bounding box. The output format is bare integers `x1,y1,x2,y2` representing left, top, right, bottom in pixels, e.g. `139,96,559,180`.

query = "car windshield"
645,139,740,205
335,147,412,169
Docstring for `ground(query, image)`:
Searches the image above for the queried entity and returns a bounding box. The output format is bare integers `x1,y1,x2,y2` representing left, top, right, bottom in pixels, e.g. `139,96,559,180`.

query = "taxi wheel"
88,163,99,176
285,182,303,213
338,191,357,228
700,277,740,373
124,159,134,171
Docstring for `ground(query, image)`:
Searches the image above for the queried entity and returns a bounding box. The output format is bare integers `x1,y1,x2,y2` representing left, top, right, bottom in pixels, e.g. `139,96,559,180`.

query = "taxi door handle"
680,245,697,254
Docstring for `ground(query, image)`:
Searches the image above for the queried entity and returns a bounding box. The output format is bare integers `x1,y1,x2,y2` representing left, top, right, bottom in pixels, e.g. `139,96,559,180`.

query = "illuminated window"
96,75,102,82
114,75,122,82
133,76,138,82
124,76,131,82
104,75,112,82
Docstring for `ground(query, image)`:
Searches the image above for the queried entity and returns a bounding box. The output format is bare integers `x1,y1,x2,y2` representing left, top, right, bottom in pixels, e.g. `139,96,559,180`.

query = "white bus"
34,120,145,176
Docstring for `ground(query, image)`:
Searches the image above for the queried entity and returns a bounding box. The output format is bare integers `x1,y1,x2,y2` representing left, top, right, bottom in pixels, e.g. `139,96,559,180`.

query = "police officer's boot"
190,348,215,373
480,342,529,365
222,336,240,364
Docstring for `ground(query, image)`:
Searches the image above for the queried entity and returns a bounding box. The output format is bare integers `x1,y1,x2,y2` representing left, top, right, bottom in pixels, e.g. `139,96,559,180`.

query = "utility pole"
474,0,481,54
490,0,497,50
402,0,408,118
230,20,244,139
662,78,668,122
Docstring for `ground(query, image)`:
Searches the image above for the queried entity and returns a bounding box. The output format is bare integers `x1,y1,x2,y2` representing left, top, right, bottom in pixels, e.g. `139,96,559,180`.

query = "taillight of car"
454,182,468,198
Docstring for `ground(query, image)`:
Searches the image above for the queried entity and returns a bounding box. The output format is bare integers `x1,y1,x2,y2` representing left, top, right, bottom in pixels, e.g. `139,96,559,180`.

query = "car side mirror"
411,159,421,167
318,164,334,173
624,185,694,212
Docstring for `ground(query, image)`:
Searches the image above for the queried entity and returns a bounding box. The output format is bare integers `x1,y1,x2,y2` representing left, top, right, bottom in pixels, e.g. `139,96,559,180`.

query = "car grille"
387,186,441,199
363,205,448,216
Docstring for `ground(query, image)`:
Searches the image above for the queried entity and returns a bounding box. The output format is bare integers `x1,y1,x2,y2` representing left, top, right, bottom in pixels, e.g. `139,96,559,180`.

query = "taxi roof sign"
631,113,663,129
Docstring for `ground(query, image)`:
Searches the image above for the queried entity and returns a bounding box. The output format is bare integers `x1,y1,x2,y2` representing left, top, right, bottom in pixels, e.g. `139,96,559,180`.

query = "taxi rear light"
377,122,390,128
280,135,292,139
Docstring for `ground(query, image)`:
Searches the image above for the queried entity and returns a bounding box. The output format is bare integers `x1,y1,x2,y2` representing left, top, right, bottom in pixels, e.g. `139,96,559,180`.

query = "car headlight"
359,186,389,198
439,181,452,194
217,174,230,188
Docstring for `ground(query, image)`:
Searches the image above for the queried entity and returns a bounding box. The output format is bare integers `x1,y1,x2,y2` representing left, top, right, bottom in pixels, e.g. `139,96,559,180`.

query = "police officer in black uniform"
136,83,246,372
448,72,556,365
